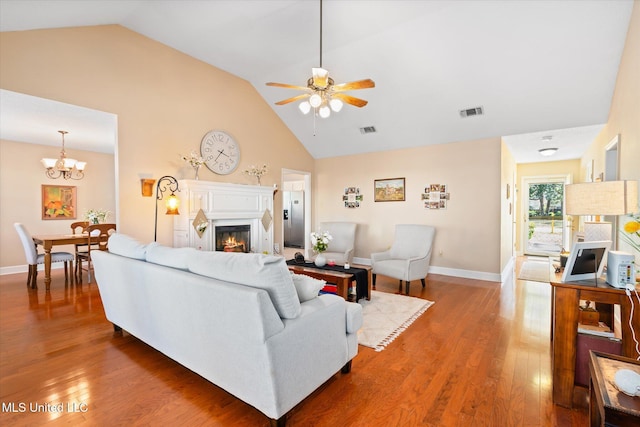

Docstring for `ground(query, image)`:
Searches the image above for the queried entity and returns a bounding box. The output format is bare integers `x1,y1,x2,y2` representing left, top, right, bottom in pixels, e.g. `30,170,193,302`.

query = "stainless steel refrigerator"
283,191,305,248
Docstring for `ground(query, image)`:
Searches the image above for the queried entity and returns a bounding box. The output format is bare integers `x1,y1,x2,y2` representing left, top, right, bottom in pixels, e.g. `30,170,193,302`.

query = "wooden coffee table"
287,263,372,301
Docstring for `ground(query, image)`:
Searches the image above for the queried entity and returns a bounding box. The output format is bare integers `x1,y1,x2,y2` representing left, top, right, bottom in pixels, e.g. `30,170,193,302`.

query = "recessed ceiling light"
538,148,558,156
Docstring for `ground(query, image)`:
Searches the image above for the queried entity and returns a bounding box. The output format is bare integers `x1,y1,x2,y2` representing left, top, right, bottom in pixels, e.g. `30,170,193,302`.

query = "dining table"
31,233,94,290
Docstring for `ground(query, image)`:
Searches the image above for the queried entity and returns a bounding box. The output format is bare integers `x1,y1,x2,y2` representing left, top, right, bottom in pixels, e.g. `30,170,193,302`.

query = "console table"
550,276,639,408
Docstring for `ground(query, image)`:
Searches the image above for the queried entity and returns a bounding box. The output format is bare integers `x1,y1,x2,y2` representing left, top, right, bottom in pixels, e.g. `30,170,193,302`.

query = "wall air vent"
359,126,377,134
459,106,484,118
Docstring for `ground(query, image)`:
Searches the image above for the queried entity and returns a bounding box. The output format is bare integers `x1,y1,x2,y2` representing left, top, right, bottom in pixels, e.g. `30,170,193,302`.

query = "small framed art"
42,185,77,219
374,178,405,202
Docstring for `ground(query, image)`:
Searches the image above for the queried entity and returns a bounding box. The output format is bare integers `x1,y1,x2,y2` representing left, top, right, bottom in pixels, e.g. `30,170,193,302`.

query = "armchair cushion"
291,273,325,302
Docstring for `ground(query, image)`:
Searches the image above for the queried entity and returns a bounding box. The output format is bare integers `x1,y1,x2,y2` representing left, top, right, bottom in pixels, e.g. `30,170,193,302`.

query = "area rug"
357,291,434,352
518,259,553,283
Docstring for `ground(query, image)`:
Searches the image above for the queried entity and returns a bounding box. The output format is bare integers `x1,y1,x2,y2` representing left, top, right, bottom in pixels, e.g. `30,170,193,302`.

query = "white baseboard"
0,263,66,276
355,257,502,282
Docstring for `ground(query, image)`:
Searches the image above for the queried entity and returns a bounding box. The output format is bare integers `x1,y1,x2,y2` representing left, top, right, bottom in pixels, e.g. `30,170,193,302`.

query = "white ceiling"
0,0,633,163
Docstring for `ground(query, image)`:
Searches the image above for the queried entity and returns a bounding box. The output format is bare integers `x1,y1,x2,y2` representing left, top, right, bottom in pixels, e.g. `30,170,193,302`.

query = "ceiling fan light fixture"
329,98,343,112
309,93,322,108
319,105,331,118
312,67,329,89
538,147,558,156
299,101,311,114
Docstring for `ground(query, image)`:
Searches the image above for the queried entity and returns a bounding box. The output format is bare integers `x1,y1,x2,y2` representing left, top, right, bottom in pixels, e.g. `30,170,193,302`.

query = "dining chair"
14,222,74,288
76,223,117,283
70,221,90,279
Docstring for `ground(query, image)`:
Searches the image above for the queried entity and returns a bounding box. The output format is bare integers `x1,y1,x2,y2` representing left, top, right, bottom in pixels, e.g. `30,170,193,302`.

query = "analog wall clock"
200,130,240,175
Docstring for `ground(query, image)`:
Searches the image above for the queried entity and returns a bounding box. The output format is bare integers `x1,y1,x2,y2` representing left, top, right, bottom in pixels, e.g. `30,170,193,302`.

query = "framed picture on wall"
374,178,405,202
42,185,77,220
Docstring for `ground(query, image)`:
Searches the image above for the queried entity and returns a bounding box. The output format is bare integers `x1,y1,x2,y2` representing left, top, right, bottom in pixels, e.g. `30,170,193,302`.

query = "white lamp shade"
41,158,57,168
565,180,638,216
75,161,87,171
329,98,343,112
309,93,322,108
63,158,77,169
318,105,331,118
298,101,311,115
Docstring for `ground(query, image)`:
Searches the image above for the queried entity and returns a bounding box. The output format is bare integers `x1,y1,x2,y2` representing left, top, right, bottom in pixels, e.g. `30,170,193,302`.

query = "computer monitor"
561,240,611,282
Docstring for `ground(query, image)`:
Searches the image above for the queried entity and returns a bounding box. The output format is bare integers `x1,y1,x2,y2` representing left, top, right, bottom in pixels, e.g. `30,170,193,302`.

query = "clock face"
200,130,240,175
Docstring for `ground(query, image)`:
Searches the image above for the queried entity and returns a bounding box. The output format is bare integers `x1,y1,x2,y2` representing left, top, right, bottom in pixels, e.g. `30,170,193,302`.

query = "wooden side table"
589,351,640,426
549,276,639,408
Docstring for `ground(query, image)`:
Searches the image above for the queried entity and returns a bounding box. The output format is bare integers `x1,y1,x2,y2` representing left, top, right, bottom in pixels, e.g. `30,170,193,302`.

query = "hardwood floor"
0,261,588,426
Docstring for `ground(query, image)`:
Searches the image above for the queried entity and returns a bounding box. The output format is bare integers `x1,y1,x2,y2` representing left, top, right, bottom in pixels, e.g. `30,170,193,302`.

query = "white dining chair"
14,223,74,288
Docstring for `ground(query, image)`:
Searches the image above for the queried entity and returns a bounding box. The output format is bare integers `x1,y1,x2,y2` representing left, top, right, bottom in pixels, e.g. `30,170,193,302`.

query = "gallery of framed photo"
42,185,77,220
422,184,450,209
374,178,405,202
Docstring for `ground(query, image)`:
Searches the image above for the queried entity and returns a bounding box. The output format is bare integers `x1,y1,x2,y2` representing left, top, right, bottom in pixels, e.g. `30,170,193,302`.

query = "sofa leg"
398,280,402,292
421,278,426,288
372,273,376,289
341,360,352,374
270,416,286,427
113,324,122,333
405,281,410,295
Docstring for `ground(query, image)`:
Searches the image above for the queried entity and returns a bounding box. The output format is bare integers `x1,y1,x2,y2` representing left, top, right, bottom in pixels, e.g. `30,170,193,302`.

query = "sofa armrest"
345,301,362,333
371,250,391,263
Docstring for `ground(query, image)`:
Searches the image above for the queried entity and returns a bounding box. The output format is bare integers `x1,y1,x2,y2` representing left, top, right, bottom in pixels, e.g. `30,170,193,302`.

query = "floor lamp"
154,175,180,242
565,180,638,243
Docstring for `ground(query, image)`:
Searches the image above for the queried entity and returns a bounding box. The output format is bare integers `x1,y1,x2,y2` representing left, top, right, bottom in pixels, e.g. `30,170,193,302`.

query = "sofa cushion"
188,252,301,319
146,242,196,270
108,233,147,260
291,273,324,302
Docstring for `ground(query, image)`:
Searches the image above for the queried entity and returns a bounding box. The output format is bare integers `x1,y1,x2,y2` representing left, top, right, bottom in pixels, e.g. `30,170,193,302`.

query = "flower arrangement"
180,150,211,179
84,209,110,224
310,231,332,253
620,213,640,254
243,164,268,185
195,222,208,233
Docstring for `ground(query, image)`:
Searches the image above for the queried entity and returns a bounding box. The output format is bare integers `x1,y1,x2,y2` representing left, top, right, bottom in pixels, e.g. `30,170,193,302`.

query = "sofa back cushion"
108,233,147,260
146,242,197,270
188,252,301,319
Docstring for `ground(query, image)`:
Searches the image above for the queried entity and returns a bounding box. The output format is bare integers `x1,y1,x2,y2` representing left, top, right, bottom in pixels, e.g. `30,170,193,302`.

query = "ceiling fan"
266,0,375,119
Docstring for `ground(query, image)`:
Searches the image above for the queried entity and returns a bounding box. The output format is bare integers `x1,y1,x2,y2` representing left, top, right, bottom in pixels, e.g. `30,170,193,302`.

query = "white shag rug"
357,291,434,352
518,260,553,283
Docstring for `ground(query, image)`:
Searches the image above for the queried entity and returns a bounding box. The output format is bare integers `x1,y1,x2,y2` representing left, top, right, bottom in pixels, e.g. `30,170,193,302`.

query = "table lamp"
565,180,638,242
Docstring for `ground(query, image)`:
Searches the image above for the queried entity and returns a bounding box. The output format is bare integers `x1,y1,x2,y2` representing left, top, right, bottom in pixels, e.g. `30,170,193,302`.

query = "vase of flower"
314,253,327,267
180,150,211,181
194,164,200,180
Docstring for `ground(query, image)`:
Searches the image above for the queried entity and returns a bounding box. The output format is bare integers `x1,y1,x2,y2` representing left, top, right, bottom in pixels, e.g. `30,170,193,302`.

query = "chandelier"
41,130,86,180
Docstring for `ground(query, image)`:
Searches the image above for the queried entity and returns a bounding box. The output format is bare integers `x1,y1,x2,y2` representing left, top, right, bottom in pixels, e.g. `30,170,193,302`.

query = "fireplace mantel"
173,180,274,253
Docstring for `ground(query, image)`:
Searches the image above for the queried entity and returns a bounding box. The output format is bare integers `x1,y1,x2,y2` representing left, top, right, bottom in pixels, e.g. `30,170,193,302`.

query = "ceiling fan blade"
332,79,375,92
266,82,310,91
332,93,368,108
275,93,310,105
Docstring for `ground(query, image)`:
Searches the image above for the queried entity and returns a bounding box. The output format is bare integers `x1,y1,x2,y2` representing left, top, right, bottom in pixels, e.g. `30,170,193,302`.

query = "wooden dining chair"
70,221,90,280
76,223,116,283
14,222,74,288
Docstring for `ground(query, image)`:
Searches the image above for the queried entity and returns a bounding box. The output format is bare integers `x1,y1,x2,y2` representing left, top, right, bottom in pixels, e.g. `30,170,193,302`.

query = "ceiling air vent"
459,106,484,118
360,126,377,134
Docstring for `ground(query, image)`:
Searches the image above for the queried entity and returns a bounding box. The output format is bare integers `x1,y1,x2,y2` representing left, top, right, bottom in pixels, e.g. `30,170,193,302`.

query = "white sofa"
91,234,362,427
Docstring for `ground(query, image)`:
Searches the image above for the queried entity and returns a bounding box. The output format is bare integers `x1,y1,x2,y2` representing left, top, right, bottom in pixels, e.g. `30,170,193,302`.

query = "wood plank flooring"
0,260,588,426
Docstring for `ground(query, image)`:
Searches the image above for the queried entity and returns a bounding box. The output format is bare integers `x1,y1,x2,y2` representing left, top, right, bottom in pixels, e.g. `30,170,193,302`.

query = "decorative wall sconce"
141,179,156,197
41,130,86,180
154,176,180,242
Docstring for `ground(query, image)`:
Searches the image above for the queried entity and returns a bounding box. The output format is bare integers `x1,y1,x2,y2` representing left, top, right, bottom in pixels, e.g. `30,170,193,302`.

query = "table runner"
286,260,369,301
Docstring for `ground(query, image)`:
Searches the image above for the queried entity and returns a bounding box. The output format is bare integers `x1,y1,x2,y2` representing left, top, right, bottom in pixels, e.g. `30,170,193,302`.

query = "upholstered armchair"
318,221,357,265
371,224,436,294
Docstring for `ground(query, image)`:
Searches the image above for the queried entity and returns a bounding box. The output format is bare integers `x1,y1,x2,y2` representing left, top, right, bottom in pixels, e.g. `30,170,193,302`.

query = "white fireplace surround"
173,180,274,253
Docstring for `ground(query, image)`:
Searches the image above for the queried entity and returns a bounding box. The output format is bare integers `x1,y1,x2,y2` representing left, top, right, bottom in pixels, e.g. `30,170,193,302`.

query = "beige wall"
0,25,314,270
1,139,115,269
315,137,503,278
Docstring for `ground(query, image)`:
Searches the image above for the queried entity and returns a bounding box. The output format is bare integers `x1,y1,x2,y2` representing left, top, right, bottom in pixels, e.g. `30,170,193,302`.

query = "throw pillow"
108,233,147,260
291,273,325,302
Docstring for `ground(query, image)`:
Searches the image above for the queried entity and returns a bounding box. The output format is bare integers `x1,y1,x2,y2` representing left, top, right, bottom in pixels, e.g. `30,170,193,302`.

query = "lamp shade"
165,193,180,215
565,180,638,216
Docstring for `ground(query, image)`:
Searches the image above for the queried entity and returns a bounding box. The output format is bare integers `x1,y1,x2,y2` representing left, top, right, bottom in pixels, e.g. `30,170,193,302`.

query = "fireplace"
215,225,251,253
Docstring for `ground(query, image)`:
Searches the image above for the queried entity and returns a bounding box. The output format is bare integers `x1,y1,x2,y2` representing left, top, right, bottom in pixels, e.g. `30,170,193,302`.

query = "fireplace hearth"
215,225,251,253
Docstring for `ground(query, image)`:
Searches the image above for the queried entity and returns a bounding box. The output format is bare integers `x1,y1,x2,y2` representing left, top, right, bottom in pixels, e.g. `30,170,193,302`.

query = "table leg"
43,242,52,290
552,286,580,407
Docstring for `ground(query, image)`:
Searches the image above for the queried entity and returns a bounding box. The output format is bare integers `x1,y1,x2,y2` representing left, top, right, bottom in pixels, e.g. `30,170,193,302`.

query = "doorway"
523,175,570,256
281,169,311,260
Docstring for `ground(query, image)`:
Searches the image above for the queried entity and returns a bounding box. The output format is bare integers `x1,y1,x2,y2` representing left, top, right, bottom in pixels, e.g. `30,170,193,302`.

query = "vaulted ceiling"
0,0,634,162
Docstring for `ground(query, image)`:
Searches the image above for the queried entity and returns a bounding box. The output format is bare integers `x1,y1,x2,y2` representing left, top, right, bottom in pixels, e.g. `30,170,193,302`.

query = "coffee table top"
287,264,352,278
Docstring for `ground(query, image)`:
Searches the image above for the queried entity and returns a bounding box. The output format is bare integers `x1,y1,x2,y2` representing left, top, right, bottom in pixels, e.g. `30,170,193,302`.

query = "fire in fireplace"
215,225,251,253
